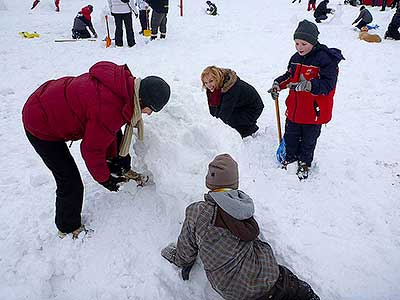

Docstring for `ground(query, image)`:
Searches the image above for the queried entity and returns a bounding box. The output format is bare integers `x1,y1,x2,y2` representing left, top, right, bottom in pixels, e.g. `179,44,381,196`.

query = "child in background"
136,0,149,34
72,5,97,39
308,0,316,11
206,1,217,15
268,20,344,180
31,0,60,11
352,6,373,30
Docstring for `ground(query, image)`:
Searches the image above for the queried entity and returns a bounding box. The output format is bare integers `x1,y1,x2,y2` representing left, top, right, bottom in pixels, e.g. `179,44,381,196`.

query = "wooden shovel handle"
274,97,282,144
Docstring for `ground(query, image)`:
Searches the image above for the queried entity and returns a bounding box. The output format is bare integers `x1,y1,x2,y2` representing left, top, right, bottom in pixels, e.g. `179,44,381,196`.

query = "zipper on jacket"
293,57,305,121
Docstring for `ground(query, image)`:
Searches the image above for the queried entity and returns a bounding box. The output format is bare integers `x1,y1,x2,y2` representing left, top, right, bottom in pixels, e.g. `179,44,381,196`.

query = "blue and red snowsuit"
274,43,344,166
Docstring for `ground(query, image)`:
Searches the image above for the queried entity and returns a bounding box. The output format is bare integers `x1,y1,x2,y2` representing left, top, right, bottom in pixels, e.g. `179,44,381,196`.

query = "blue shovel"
274,96,286,163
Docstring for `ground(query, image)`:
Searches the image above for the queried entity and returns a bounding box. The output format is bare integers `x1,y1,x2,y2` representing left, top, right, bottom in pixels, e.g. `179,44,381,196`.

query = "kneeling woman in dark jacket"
201,66,264,138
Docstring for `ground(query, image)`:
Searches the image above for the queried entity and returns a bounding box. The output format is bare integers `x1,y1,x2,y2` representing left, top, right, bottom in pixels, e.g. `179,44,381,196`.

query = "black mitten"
107,154,131,176
100,175,127,192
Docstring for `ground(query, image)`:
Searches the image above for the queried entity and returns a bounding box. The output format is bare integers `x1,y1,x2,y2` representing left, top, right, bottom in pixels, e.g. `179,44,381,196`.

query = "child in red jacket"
268,20,344,180
22,61,170,238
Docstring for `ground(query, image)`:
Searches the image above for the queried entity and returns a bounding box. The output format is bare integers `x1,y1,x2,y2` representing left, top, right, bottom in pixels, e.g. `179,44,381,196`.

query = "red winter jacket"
275,44,344,124
22,61,135,183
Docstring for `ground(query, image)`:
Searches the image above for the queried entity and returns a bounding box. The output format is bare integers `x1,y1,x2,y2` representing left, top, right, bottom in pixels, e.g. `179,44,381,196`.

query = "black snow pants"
139,10,148,31
261,265,320,300
25,130,83,233
113,12,135,47
283,119,321,167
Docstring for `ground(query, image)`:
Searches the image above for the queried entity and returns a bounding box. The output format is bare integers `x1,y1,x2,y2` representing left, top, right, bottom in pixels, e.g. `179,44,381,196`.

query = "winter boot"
31,0,40,9
58,224,87,240
296,161,309,180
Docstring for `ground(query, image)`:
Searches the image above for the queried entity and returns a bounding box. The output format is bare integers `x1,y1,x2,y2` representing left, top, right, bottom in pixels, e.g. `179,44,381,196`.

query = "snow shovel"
143,9,152,37
274,96,286,163
105,15,112,48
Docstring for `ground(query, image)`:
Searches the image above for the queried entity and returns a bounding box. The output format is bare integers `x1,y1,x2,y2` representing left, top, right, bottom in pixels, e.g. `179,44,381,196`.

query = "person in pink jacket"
22,61,170,238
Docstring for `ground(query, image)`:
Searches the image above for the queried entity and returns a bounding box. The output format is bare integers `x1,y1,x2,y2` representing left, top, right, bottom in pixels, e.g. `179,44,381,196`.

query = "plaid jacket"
174,194,279,300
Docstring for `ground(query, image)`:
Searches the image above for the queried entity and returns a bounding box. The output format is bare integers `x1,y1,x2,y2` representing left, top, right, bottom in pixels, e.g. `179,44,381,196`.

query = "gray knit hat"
206,154,239,190
293,20,319,46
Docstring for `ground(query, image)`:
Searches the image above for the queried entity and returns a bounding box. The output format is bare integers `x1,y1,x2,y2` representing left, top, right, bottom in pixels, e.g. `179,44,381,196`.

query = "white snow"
0,0,399,299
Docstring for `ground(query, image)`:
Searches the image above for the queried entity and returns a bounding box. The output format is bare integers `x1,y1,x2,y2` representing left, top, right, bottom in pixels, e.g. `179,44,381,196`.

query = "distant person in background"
31,0,60,11
108,0,138,47
201,66,264,138
161,153,321,300
308,0,316,11
72,5,97,39
268,20,344,180
384,7,400,39
136,0,150,34
206,1,217,15
380,0,387,11
352,6,372,30
391,0,400,9
314,0,333,23
146,0,169,40
22,61,171,239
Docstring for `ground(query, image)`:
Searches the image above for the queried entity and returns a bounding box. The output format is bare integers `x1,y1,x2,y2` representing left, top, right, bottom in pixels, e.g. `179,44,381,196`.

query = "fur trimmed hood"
220,69,238,93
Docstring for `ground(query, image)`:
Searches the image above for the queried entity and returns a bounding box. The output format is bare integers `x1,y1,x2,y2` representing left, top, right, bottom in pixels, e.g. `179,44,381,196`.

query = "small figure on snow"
145,0,169,40
201,66,264,138
268,20,344,180
314,0,334,23
308,0,317,11
72,5,97,39
161,153,321,300
352,6,373,30
108,0,138,47
31,0,60,11
384,7,400,39
205,1,217,15
22,61,170,239
136,0,150,34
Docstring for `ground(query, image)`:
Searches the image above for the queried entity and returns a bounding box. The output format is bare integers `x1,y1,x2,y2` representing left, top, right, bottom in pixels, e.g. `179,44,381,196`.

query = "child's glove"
267,81,280,100
287,74,312,92
100,175,127,192
161,243,177,265
107,154,131,176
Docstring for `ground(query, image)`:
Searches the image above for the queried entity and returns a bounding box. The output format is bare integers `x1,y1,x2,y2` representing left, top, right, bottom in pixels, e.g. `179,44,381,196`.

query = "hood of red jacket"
80,6,92,21
89,61,135,121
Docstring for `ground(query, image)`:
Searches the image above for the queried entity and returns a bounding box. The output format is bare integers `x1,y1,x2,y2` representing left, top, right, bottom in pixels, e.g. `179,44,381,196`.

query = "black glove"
181,263,195,281
107,154,131,176
100,175,127,192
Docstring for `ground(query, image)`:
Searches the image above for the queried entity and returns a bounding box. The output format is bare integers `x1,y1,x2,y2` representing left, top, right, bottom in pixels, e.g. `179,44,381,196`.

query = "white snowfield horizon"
0,0,399,299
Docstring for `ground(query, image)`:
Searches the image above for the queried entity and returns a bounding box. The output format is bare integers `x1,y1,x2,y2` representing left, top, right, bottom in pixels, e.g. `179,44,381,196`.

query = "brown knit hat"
206,154,239,190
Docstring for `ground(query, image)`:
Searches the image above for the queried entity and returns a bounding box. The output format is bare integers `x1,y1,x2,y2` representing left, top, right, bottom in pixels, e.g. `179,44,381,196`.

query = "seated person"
352,6,372,30
72,5,97,39
314,0,333,23
161,154,321,300
206,1,217,15
201,66,264,138
384,7,400,40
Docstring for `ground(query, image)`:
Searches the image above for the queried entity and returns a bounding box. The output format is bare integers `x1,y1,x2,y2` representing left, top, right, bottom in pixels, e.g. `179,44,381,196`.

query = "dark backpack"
121,0,130,3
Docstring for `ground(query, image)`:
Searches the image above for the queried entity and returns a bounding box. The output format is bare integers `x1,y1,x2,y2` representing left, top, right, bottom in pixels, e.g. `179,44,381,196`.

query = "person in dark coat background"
146,0,169,40
314,0,333,23
268,20,344,180
352,6,373,30
201,66,264,138
384,7,400,39
206,1,217,15
72,5,97,39
161,153,321,300
22,61,170,238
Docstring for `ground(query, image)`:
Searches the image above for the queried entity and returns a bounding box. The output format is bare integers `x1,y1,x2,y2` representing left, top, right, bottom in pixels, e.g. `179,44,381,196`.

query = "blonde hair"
201,66,224,89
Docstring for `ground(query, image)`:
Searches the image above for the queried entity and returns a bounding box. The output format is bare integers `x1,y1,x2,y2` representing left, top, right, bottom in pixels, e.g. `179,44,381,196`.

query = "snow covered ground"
0,0,399,299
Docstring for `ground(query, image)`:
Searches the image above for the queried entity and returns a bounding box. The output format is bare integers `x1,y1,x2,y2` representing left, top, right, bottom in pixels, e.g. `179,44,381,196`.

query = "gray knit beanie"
293,20,319,46
206,154,239,190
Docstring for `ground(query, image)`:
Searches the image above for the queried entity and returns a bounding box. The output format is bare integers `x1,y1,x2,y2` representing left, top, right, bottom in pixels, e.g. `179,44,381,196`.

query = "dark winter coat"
275,43,344,124
173,193,279,300
145,0,168,13
22,61,136,183
206,2,217,15
353,8,373,24
72,6,94,32
314,0,331,18
207,69,264,133
389,9,400,30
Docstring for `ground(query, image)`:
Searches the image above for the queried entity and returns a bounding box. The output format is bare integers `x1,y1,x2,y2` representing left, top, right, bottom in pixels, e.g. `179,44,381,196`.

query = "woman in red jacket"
22,61,170,238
